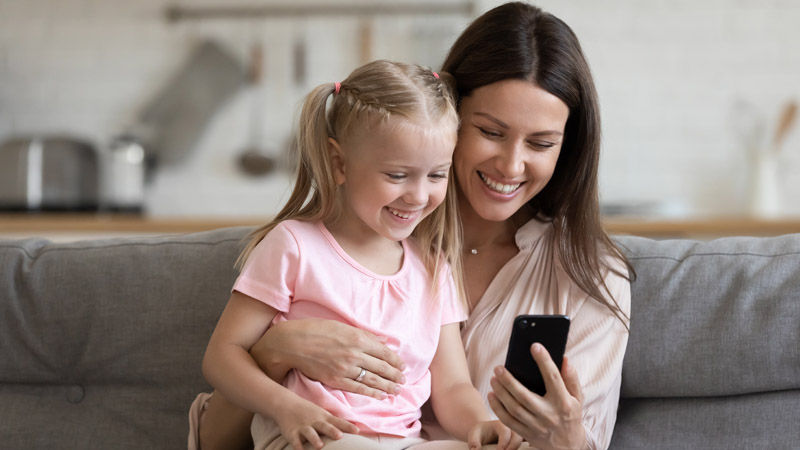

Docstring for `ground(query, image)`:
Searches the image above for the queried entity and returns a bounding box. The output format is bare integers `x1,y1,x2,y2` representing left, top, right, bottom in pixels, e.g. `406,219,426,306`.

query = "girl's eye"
478,127,502,138
386,173,406,180
429,172,448,180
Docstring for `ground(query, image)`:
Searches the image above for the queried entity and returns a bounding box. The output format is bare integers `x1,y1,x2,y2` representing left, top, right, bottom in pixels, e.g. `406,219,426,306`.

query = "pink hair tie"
432,72,440,79
334,82,341,94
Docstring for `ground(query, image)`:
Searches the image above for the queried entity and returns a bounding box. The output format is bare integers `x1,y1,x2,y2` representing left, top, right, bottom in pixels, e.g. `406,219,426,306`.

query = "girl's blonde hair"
237,60,464,302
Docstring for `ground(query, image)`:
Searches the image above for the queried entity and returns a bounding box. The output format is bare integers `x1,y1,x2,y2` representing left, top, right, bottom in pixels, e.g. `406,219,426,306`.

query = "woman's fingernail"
494,366,504,375
532,343,544,353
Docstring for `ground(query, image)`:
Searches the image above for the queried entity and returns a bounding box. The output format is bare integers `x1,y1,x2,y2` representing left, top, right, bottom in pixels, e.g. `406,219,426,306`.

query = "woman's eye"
386,173,406,180
529,141,556,150
478,127,502,138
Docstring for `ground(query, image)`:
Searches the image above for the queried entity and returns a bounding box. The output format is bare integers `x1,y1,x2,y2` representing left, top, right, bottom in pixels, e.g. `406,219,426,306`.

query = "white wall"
1,0,799,218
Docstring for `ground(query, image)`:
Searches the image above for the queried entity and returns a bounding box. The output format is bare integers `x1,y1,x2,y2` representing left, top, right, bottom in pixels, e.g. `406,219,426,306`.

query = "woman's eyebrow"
474,112,563,137
474,112,509,128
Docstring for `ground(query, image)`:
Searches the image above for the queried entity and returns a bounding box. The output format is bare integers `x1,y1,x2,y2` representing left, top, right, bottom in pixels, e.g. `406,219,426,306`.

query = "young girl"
202,60,518,450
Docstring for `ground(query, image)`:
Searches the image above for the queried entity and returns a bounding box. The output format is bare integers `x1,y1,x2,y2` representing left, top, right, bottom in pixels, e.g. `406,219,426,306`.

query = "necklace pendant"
470,248,478,255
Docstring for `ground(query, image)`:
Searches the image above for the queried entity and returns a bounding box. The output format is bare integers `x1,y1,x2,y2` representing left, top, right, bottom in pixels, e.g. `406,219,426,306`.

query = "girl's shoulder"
252,219,327,255
268,219,324,240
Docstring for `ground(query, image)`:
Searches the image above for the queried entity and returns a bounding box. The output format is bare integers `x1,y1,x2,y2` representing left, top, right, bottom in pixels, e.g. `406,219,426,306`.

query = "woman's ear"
327,137,346,185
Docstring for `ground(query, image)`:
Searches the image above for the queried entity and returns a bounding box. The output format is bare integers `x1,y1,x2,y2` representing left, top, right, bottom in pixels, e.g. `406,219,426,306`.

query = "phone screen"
503,314,570,396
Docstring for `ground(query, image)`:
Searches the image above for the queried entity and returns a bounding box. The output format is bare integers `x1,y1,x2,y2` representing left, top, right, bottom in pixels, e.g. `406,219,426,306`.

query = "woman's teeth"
479,172,520,194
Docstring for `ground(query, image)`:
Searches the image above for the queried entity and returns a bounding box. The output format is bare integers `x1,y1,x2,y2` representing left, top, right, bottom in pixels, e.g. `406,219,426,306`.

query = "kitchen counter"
2,213,800,240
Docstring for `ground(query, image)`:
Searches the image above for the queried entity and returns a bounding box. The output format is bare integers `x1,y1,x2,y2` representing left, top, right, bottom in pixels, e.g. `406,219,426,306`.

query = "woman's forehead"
460,79,569,131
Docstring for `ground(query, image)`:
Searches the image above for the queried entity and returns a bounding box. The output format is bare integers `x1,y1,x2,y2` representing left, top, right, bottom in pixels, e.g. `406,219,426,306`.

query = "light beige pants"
251,414,493,450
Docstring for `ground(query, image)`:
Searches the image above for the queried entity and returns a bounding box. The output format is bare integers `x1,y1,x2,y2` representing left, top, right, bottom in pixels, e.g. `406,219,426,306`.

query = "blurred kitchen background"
1,0,799,238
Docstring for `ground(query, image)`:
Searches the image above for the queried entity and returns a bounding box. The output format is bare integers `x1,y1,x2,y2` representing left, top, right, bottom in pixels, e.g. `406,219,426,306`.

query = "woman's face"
454,79,570,223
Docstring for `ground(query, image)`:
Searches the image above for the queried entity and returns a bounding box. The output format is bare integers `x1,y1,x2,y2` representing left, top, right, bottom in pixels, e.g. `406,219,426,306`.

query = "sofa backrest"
611,234,800,449
0,227,249,449
2,228,798,449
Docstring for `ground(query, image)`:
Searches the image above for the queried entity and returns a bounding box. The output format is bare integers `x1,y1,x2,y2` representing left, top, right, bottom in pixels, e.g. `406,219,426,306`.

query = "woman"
191,2,632,449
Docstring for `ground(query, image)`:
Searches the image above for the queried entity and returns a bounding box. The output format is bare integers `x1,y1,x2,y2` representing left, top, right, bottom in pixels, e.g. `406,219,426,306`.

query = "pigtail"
236,83,338,269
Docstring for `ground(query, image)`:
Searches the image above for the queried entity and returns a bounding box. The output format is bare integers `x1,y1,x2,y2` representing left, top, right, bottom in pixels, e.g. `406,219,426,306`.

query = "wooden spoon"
772,100,797,154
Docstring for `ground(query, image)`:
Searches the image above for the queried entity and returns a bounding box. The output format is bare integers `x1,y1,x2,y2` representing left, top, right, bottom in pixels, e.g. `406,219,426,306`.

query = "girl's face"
453,79,570,223
330,119,456,242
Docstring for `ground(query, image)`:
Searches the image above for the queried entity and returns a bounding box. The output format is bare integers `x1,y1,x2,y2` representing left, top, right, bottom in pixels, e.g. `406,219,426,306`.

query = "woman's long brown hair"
442,2,633,327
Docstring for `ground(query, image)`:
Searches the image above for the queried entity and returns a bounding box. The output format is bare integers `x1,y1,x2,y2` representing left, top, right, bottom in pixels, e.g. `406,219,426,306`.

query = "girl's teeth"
389,208,411,219
479,172,520,194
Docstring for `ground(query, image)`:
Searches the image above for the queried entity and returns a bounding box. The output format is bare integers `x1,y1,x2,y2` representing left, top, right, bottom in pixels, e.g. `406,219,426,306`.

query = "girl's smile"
328,118,456,246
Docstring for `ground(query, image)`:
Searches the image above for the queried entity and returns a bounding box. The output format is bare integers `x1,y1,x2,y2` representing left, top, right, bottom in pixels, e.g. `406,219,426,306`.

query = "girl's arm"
202,292,357,449
197,317,405,450
429,323,521,449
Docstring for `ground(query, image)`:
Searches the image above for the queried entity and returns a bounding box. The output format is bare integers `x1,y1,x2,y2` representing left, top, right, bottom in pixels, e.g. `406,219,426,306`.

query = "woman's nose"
496,140,525,177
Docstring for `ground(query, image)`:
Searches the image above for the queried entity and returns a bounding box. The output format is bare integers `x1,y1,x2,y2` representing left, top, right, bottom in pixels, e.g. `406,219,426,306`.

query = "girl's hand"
488,344,586,450
251,318,406,399
467,420,523,450
274,395,359,450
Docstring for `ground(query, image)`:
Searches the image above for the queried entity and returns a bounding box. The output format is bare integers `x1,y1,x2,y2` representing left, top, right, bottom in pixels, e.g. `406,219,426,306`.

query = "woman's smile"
454,79,569,223
478,171,523,196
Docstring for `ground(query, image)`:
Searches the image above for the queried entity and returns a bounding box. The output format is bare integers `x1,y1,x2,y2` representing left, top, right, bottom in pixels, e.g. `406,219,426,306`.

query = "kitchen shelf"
3,213,800,240
165,2,475,22
602,216,800,238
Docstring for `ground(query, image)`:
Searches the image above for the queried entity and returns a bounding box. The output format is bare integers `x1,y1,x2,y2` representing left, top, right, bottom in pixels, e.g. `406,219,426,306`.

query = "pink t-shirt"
233,220,466,437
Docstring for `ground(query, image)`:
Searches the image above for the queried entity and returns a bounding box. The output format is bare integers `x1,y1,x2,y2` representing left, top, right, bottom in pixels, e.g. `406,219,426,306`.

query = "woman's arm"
488,266,631,450
252,318,407,398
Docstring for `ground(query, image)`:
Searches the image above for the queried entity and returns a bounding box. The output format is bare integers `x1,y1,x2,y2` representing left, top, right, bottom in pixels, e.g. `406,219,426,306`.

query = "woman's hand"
250,318,406,399
488,343,586,450
467,419,523,450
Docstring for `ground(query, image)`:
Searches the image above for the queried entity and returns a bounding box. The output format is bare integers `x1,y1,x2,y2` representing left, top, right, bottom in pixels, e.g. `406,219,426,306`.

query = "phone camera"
519,319,528,329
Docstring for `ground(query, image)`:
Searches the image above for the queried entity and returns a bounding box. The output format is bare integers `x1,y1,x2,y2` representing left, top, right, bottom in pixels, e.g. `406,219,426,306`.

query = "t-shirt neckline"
316,222,408,280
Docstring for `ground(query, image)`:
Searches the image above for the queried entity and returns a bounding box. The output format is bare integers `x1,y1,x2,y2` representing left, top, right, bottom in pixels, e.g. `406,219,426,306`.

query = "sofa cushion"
611,390,800,449
614,234,800,398
0,227,250,449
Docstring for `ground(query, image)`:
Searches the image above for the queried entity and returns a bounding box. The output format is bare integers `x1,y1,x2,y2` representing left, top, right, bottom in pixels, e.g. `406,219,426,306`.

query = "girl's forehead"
345,115,457,144
343,117,456,161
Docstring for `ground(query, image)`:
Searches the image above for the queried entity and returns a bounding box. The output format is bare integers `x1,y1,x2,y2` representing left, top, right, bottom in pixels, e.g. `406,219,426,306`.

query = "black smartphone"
503,314,570,396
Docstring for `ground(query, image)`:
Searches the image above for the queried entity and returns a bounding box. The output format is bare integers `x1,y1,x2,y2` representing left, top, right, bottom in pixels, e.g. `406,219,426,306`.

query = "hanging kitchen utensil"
358,19,373,65
237,41,276,177
771,99,797,154
132,40,245,166
292,34,307,87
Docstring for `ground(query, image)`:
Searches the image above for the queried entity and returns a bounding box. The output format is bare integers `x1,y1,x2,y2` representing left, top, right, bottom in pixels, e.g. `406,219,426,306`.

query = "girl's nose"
403,180,428,206
496,140,525,178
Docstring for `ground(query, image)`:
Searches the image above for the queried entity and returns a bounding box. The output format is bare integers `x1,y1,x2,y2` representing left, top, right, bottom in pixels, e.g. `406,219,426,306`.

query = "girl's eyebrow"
474,112,564,137
382,162,452,170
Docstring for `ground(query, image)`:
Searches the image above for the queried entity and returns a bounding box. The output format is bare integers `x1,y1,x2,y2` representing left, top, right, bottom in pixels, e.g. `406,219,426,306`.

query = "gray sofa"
1,227,798,449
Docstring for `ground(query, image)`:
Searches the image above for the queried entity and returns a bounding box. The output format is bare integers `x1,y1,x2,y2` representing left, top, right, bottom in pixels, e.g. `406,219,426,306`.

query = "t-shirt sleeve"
232,223,300,313
436,262,468,325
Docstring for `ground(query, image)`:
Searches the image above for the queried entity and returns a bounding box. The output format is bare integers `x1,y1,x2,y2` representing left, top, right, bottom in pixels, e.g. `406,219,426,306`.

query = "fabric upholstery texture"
0,228,247,449
1,228,798,449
